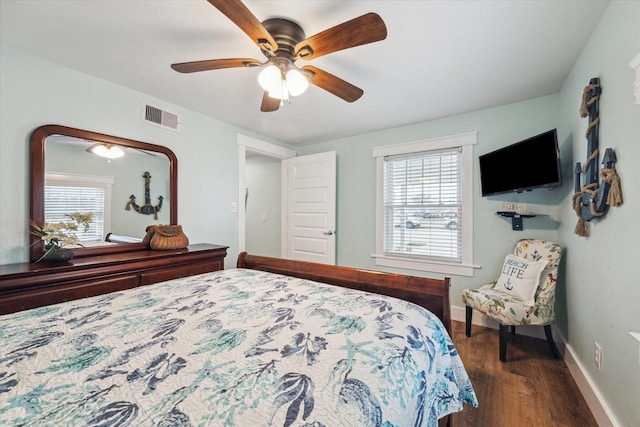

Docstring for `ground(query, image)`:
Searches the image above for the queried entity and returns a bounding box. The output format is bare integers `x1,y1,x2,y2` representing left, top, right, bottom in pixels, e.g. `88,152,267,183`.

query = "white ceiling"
0,0,610,145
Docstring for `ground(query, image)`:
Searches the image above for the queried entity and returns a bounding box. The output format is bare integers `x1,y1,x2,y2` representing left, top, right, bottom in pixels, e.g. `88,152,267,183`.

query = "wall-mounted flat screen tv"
479,129,562,197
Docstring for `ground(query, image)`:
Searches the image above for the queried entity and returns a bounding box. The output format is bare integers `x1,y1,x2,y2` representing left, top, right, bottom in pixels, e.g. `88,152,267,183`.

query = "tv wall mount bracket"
496,211,537,231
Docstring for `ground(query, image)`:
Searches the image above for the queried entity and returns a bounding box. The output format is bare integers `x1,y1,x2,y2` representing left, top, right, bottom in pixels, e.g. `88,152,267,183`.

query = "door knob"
323,231,334,236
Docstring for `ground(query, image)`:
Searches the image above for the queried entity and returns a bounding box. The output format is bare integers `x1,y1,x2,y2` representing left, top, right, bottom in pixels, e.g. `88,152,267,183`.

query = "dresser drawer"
0,244,228,315
140,261,221,285
0,274,139,314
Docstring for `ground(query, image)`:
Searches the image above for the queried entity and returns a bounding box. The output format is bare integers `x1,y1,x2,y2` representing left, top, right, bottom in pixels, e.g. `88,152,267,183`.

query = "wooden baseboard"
451,305,620,427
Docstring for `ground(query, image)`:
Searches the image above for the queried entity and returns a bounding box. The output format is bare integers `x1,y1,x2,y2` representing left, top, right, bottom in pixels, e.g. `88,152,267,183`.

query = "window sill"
372,254,477,277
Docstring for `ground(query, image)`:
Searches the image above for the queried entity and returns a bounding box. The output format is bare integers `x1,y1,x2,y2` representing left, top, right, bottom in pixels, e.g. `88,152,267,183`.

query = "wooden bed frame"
1,250,451,336
237,252,452,333
1,252,454,425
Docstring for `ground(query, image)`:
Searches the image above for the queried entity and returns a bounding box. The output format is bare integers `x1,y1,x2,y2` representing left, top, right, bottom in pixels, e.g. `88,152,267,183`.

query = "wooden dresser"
0,243,228,315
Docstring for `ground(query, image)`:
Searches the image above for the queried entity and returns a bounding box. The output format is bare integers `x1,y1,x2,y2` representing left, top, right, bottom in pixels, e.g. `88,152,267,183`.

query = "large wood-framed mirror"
30,124,178,262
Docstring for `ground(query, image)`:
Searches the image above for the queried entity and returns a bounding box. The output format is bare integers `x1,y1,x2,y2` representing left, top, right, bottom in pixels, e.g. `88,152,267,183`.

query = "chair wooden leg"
499,324,509,362
465,306,473,337
544,325,562,359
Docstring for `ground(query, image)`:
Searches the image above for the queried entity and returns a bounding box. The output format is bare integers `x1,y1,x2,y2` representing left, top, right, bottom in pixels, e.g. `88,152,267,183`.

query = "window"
373,132,477,276
384,148,462,260
45,173,114,244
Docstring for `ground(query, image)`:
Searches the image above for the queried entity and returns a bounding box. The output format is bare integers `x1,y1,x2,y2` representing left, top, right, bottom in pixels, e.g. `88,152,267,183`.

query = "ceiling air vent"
142,104,181,132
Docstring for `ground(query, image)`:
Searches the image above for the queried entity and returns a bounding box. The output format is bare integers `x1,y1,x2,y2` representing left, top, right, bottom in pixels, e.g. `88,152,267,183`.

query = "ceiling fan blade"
171,58,261,73
295,13,387,60
207,0,277,52
260,92,281,112
302,66,363,103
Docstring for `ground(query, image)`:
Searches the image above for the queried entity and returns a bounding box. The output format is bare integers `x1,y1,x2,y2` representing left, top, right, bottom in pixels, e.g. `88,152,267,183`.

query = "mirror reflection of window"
45,173,113,245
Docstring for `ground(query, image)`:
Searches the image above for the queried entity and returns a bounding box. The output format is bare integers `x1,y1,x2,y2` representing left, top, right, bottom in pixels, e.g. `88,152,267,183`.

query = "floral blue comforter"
0,268,477,426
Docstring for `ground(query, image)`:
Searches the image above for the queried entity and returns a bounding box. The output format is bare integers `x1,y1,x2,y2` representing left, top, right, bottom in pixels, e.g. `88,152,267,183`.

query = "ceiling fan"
171,0,387,112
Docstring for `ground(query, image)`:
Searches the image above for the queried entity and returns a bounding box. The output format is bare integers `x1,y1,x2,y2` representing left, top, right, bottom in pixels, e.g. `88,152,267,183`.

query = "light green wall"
1,1,638,423
297,94,564,298
0,45,289,268
557,1,639,424
245,154,281,257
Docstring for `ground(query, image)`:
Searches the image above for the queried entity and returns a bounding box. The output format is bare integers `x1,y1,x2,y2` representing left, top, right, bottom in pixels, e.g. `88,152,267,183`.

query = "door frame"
237,134,296,255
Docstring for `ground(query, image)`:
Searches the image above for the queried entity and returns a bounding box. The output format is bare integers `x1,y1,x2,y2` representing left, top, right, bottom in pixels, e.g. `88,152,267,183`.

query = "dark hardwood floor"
449,321,598,427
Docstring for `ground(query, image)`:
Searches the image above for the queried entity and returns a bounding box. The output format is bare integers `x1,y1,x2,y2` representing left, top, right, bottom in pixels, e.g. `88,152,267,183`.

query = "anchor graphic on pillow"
503,278,513,291
125,171,163,220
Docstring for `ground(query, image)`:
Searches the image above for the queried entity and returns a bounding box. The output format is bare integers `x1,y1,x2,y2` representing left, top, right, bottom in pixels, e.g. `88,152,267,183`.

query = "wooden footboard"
237,252,451,333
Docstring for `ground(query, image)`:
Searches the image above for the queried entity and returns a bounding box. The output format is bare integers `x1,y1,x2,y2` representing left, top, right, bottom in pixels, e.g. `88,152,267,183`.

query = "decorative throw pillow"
494,254,547,305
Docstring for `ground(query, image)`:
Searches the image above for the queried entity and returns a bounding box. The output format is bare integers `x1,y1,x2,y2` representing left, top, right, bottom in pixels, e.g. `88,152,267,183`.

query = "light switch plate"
594,342,603,370
630,332,640,365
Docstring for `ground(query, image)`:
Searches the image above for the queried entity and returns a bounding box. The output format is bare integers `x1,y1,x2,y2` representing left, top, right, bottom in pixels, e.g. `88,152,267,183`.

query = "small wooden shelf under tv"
496,211,539,231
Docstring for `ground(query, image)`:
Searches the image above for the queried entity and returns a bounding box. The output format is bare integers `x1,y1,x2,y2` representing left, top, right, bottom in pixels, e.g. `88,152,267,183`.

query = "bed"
0,252,477,426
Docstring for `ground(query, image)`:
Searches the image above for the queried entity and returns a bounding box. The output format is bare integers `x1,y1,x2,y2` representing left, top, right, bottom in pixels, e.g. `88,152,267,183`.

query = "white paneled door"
285,151,336,265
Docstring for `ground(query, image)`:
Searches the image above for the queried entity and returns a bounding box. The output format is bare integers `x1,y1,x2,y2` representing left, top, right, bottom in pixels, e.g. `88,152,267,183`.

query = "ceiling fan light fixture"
88,143,125,159
260,64,308,102
285,67,308,96
268,80,290,103
171,5,387,112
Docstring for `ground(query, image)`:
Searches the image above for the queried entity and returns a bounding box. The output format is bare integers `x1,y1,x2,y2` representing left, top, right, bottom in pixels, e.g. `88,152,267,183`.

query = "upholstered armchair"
462,239,564,362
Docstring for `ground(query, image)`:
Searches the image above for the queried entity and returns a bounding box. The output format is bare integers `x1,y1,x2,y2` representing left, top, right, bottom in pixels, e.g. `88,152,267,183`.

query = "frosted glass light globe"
258,65,282,94
286,68,309,96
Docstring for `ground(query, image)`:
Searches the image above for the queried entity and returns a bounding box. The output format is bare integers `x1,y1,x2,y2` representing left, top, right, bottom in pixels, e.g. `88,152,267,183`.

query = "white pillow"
495,254,547,305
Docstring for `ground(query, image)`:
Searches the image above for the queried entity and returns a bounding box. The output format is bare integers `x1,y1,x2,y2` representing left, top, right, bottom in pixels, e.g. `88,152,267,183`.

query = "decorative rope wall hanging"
572,77,623,237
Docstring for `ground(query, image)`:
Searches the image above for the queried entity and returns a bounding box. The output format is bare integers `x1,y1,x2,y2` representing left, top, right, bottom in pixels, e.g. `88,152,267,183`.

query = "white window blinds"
383,147,462,262
44,172,114,244
45,182,108,243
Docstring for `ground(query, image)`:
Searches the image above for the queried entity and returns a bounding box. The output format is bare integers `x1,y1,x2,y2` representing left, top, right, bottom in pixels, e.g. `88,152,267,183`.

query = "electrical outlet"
594,342,603,370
